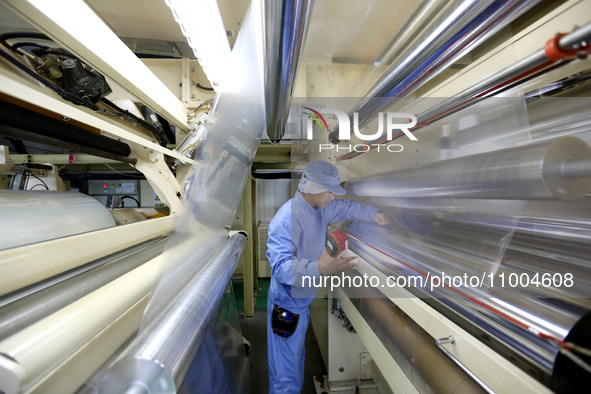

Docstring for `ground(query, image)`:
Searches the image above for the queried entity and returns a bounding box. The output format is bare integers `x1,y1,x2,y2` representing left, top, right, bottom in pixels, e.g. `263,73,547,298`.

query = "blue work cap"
301,160,346,195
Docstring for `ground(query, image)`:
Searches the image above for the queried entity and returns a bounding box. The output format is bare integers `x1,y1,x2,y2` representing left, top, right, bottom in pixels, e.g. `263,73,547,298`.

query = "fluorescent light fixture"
20,0,189,129
165,0,231,91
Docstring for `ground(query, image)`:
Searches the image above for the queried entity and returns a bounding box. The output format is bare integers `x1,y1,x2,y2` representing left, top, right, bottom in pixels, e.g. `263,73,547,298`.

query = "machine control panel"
88,179,138,195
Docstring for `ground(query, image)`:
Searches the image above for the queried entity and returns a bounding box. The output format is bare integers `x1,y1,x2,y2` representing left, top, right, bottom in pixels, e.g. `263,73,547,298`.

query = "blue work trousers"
267,298,310,394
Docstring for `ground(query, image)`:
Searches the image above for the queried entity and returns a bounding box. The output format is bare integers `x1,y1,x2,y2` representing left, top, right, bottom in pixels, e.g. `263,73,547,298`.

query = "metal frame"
338,249,553,394
0,63,195,166
0,1,257,392
25,295,149,394
0,215,176,296
335,287,419,394
10,154,122,165
2,0,190,133
326,292,375,390
0,62,186,212
0,255,161,393
242,175,257,318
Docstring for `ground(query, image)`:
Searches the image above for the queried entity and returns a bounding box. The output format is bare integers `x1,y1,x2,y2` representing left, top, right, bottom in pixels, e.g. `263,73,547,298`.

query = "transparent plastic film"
0,191,115,251
288,96,531,178
290,94,589,389
139,0,265,327
59,2,266,392
280,0,591,391
99,233,248,394
175,282,250,393
343,218,589,378
59,2,265,392
71,3,266,394
343,211,591,301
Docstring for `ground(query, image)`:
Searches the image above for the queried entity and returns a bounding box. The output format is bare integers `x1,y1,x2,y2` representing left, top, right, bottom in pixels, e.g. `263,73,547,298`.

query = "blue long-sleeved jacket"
266,191,379,314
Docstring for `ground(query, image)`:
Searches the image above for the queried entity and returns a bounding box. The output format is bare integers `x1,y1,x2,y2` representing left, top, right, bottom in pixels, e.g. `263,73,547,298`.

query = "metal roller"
330,0,537,143
0,255,161,394
344,289,486,394
342,137,591,200
100,232,248,394
374,0,448,66
264,0,314,143
392,209,591,300
0,238,167,339
0,190,115,250
414,23,591,129
0,100,134,162
346,217,591,393
338,22,591,160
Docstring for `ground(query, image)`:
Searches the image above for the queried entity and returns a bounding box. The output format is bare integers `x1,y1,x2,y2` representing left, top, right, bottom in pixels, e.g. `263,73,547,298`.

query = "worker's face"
312,191,334,208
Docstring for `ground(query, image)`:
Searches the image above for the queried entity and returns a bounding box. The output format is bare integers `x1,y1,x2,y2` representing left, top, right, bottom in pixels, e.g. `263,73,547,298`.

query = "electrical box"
88,180,138,195
88,179,140,208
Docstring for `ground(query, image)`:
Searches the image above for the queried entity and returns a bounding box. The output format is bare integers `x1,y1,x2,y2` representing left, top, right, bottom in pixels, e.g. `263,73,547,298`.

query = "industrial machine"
0,0,590,394
0,0,259,392
292,1,591,393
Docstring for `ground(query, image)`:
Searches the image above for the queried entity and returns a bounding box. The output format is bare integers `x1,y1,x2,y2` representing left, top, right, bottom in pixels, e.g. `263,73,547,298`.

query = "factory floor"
234,279,327,394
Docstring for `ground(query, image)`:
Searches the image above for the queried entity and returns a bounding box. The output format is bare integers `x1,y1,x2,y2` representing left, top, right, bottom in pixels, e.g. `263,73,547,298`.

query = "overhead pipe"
339,21,591,160
329,0,537,144
342,137,591,201
264,0,314,143
100,232,248,394
251,169,303,179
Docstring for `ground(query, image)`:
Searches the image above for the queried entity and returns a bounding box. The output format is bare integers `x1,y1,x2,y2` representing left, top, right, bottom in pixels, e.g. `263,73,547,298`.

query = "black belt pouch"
271,304,300,339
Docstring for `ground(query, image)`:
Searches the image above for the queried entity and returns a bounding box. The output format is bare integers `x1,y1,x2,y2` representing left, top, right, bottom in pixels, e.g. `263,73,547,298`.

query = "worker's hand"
318,249,358,275
373,211,392,226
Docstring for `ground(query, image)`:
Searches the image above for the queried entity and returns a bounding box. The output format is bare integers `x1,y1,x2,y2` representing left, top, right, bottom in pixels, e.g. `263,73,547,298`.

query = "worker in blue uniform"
266,160,391,393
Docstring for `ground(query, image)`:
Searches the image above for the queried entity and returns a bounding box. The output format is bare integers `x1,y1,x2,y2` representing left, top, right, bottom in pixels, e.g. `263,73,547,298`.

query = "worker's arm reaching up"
326,198,392,226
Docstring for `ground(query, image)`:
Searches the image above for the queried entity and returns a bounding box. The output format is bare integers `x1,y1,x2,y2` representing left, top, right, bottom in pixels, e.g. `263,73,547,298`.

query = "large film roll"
343,137,591,200
99,232,248,394
0,190,115,250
